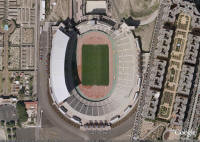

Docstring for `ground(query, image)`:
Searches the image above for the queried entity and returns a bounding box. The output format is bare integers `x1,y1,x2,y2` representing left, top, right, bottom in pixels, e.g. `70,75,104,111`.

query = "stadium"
49,16,141,130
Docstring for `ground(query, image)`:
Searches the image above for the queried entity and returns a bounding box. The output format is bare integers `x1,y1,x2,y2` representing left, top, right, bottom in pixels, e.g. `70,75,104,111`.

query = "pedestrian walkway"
0,19,16,96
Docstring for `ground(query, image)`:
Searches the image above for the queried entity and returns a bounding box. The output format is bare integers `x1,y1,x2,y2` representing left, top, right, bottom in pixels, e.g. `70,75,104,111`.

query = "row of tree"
16,101,28,126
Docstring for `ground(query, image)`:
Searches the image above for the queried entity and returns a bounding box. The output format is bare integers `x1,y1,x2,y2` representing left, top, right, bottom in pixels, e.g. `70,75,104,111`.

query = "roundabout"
0,19,15,34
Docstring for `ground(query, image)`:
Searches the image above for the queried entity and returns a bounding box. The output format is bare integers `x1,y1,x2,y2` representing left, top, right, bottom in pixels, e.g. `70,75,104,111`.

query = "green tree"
29,76,33,81
1,120,4,126
18,86,25,95
17,120,21,127
9,77,14,83
16,101,28,124
8,135,12,140
6,122,11,127
9,120,15,127
12,127,16,133
15,76,20,81
13,134,16,139
7,128,11,134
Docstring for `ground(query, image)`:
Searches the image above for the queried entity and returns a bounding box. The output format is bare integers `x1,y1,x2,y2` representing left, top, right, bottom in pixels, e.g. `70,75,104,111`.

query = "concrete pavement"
0,20,16,96
36,23,90,141
131,1,165,139
2,34,9,96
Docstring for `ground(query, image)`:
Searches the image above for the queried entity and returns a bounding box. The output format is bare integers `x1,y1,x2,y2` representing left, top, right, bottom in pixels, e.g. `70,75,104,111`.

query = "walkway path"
2,34,9,96
111,0,159,25
188,69,200,137
0,20,16,96
139,10,159,25
37,23,89,141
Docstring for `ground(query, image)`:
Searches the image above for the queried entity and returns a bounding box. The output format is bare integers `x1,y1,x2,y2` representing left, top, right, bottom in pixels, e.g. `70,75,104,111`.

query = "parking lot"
0,105,17,121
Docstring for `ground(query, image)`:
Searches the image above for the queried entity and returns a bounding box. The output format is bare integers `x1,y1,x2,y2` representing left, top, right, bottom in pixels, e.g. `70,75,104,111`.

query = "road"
36,22,90,141
131,1,165,140
187,57,200,137
143,124,165,139
0,20,16,96
33,0,141,140
33,0,89,140
35,21,141,141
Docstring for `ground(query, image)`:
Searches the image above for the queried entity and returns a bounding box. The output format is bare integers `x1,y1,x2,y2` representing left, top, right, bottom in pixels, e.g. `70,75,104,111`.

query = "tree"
18,86,25,95
15,75,20,81
17,120,21,128
6,122,11,127
7,128,11,134
12,134,16,139
9,120,15,127
1,120,4,126
12,127,16,133
29,76,33,81
8,135,12,140
16,101,28,123
9,77,14,83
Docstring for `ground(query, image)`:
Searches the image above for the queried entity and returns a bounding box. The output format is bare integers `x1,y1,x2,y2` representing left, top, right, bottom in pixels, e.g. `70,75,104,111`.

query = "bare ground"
134,21,156,52
111,0,159,19
46,0,70,22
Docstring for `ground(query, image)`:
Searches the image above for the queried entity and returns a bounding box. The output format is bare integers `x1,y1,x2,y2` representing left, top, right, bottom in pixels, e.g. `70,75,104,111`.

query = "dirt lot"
112,129,132,141
46,0,70,22
38,112,82,141
112,0,159,19
134,21,156,52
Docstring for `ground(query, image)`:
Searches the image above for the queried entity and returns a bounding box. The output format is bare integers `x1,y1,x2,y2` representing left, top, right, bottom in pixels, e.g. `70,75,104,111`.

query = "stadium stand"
50,18,141,130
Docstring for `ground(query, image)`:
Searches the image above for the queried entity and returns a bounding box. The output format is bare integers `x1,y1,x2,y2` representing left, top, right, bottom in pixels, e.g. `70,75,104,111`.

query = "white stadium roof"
50,29,70,104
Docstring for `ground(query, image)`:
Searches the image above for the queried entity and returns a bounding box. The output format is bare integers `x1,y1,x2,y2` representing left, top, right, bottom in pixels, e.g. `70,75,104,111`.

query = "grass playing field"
82,44,109,86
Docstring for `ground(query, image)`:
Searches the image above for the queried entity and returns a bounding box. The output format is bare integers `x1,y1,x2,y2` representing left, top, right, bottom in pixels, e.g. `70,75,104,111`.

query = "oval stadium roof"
50,29,70,104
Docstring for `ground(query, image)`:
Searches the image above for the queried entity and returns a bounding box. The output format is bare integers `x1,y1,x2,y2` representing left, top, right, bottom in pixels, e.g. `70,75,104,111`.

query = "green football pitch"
82,44,109,86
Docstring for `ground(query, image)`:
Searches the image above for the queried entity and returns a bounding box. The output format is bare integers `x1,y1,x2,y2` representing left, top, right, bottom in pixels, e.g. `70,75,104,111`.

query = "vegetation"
82,44,109,85
12,19,20,28
12,127,16,133
29,76,33,81
191,28,200,36
16,101,28,124
9,77,14,83
6,120,15,127
1,120,5,126
13,134,16,139
7,128,11,134
15,75,20,81
8,135,12,140
195,125,200,139
2,77,5,82
17,120,21,127
162,92,173,106
163,22,176,30
144,118,156,123
159,106,170,118
1,20,7,28
45,0,50,15
18,86,25,95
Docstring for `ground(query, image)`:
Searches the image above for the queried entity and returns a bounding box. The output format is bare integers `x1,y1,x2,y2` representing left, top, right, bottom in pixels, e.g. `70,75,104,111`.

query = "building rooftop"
25,101,38,110
86,0,106,14
50,28,70,104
